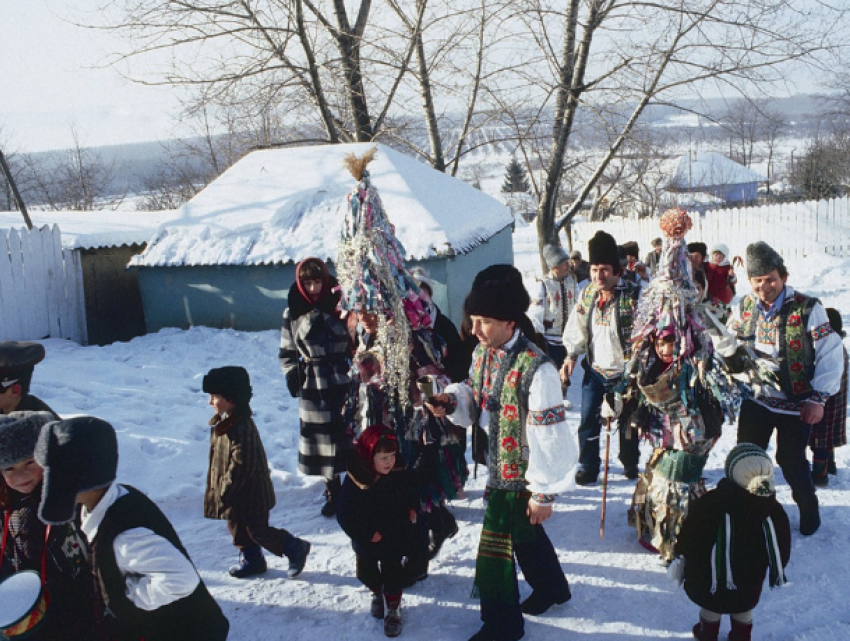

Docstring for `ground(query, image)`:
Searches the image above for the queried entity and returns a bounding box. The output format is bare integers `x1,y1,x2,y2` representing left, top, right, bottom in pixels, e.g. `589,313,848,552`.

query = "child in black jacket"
337,424,428,638
674,443,791,641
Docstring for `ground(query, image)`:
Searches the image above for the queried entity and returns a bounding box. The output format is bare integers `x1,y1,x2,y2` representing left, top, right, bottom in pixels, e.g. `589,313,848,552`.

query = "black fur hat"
0,341,45,389
464,264,530,322
0,411,54,469
588,231,619,268
35,416,118,524
203,366,253,407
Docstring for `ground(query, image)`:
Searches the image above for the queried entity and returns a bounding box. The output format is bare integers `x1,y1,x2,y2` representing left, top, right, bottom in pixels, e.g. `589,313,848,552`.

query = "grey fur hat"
543,244,570,270
34,416,118,524
746,241,784,278
0,411,54,469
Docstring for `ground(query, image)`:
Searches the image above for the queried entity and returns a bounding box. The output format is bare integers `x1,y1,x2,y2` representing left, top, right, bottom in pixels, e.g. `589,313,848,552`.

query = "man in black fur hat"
725,241,843,535
562,231,642,485
428,264,576,641
0,341,58,417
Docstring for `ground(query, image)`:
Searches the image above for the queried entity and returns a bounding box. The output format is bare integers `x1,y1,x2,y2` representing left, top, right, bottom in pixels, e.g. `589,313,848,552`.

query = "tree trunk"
0,150,33,229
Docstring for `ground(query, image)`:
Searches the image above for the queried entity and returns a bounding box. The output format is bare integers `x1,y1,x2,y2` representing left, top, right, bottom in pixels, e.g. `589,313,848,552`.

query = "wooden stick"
600,417,612,539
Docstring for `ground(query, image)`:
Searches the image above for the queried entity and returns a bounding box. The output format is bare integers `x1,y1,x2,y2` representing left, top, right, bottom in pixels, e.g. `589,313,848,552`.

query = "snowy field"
28,224,850,641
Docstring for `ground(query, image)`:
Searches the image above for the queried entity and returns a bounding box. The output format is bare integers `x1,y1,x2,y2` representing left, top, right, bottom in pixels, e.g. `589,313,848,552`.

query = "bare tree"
717,98,787,169
21,129,125,211
98,0,517,172
515,0,849,264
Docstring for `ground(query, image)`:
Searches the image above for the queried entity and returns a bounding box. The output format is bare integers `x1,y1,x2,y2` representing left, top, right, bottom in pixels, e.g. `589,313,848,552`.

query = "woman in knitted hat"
674,444,791,641
280,256,353,517
0,411,96,640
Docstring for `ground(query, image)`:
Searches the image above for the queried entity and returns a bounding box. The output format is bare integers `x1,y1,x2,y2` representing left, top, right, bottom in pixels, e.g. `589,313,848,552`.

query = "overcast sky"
1,1,831,155
1,0,181,153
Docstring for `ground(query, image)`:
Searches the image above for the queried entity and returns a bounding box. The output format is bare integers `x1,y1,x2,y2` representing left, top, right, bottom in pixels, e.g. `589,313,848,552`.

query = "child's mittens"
667,555,685,589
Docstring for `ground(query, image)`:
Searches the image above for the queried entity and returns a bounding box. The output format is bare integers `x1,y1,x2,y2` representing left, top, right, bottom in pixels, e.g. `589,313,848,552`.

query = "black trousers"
737,399,816,507
227,513,294,557
479,524,571,641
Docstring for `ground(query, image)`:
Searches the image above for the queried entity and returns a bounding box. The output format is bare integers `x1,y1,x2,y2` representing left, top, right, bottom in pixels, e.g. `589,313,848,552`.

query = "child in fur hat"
35,416,230,641
203,366,311,579
336,424,429,638
0,411,95,641
674,444,790,641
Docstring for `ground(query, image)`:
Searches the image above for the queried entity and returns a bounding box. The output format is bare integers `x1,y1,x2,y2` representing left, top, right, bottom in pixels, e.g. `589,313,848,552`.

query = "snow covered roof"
0,209,182,250
667,151,767,190
129,143,513,268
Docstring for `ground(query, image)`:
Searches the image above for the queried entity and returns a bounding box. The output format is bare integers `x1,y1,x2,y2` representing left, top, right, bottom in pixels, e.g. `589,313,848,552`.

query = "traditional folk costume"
727,241,843,535
562,231,642,484
35,417,229,641
529,244,578,371
619,208,732,562
0,412,96,641
446,265,576,641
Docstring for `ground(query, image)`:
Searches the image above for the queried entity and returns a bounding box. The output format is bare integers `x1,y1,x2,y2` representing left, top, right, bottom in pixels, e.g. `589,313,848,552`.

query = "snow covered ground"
29,224,850,641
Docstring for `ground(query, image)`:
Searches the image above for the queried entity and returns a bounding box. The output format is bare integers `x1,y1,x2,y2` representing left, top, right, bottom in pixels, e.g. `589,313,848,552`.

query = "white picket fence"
568,196,850,262
0,225,87,344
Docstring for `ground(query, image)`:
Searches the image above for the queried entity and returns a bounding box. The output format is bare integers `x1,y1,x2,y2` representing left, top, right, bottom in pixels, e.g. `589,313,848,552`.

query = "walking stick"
600,417,612,539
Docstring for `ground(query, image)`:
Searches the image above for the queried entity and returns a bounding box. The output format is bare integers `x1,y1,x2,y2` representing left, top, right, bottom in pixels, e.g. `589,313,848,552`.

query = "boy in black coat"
337,424,429,638
674,444,791,641
35,416,230,641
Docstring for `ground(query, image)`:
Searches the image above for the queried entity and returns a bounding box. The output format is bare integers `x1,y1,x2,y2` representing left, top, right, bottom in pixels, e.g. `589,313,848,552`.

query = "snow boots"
284,537,311,578
229,544,267,578
799,497,821,536
692,617,721,641
812,459,829,487
728,619,753,641
384,595,402,637
370,591,385,619
321,476,341,517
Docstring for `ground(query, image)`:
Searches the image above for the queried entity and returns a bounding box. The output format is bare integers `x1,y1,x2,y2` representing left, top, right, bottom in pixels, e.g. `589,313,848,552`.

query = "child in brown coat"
203,366,311,578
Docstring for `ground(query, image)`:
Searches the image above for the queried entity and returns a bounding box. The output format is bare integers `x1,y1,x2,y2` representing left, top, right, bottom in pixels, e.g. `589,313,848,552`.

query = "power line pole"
0,149,33,230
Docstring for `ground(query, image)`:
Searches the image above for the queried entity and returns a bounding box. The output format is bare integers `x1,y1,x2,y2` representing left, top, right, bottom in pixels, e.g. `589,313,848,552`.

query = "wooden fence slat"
1,225,87,343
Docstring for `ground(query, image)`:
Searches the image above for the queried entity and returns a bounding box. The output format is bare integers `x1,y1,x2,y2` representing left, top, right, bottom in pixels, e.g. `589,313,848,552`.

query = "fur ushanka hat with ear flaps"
0,411,54,469
746,241,784,278
203,366,253,408
35,416,119,524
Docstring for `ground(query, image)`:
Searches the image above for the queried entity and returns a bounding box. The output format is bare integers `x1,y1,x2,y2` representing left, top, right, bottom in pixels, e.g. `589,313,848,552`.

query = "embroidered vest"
735,292,818,401
471,334,547,492
579,280,641,364
538,274,577,341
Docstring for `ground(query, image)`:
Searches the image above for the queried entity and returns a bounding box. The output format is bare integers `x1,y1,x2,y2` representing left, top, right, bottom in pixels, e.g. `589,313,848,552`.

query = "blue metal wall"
137,225,513,333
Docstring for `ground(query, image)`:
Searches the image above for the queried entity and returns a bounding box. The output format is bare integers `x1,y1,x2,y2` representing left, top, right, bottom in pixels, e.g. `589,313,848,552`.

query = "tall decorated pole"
336,147,431,407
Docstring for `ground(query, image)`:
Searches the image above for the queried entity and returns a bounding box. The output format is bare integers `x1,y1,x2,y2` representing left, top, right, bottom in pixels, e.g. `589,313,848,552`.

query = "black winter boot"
692,617,721,641
799,498,821,536
370,591,385,619
284,537,311,578
728,619,752,641
229,544,267,578
321,476,341,517
384,595,402,638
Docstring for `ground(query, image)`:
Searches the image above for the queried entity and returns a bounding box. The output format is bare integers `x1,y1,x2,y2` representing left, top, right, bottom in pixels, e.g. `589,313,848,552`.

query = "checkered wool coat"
809,346,848,449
